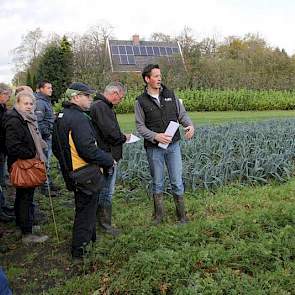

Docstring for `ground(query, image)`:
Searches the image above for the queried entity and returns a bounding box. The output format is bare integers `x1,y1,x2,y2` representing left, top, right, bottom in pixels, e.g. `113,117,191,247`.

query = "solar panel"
159,47,167,56
126,45,133,54
127,55,135,64
146,46,154,55
120,55,128,64
133,46,140,55
172,47,179,53
111,45,119,54
153,46,160,56
109,40,183,71
139,46,147,56
118,45,126,55
166,47,172,55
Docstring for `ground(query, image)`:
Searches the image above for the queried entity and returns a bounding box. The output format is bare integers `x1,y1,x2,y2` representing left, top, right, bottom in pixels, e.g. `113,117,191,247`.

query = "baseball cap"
65,82,96,98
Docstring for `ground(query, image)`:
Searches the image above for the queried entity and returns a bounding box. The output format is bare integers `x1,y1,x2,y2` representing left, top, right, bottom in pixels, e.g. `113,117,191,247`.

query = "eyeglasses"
114,91,124,100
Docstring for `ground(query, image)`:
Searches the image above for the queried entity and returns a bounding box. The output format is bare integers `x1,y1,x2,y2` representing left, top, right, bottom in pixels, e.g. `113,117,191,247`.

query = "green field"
1,110,295,294
118,110,295,132
1,180,294,294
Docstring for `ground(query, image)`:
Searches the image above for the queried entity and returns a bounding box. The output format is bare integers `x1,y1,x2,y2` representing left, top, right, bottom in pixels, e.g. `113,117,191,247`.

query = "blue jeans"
0,268,12,295
98,165,117,207
43,137,52,186
146,142,184,196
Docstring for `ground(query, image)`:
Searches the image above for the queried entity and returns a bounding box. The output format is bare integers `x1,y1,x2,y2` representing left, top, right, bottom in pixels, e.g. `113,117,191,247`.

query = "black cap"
68,82,96,95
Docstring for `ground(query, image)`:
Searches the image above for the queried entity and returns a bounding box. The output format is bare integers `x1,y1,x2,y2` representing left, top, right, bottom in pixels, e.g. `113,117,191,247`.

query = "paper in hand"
158,121,179,149
126,134,141,144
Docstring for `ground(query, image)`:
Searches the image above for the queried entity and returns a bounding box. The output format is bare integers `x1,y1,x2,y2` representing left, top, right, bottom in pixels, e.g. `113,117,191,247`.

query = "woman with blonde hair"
4,91,48,244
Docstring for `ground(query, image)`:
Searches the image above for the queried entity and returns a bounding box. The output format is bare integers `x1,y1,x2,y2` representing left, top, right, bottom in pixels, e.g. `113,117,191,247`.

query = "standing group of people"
0,63,194,260
0,80,56,244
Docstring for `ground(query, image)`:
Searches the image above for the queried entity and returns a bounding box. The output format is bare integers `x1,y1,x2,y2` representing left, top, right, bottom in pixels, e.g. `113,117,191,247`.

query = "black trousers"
14,187,35,234
71,189,98,257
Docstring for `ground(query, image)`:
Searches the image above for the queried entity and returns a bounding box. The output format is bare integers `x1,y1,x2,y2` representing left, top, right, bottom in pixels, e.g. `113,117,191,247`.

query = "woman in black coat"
4,91,48,244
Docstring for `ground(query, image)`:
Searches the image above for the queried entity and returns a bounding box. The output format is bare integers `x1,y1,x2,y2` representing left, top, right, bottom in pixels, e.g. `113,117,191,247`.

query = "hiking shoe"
22,234,49,245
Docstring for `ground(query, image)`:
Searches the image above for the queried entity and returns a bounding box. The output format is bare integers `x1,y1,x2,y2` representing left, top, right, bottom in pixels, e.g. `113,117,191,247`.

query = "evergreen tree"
36,36,73,100
25,71,33,88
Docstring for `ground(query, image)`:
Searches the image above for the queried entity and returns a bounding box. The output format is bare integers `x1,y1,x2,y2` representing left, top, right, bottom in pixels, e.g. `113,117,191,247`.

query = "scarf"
14,106,47,162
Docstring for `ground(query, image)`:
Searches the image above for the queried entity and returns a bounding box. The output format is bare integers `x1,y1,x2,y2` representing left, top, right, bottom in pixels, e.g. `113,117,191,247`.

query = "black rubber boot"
152,193,164,225
173,196,189,224
97,203,120,237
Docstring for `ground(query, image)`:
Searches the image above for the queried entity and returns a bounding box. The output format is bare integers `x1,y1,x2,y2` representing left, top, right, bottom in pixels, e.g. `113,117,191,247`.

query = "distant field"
118,110,295,132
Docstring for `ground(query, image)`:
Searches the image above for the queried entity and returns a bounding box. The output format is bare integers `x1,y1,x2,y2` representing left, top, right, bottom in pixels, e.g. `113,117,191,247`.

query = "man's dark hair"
36,80,51,89
142,64,160,83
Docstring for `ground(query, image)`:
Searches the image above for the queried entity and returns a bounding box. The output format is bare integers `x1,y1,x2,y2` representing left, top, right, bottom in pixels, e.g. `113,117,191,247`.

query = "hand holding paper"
126,134,141,144
158,121,179,149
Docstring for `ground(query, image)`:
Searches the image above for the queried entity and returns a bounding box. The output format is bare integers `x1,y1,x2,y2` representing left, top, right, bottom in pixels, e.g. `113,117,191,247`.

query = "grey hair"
0,83,12,95
15,91,35,104
104,81,126,95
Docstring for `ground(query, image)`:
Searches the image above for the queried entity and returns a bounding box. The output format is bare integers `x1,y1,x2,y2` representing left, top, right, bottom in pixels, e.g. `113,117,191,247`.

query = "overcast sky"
0,0,294,83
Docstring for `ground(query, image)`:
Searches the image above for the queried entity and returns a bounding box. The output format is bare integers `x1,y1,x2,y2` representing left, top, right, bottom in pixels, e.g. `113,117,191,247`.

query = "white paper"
126,134,141,144
158,121,179,149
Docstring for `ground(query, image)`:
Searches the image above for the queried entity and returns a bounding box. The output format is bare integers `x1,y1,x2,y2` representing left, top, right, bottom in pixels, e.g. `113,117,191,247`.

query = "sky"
0,0,294,83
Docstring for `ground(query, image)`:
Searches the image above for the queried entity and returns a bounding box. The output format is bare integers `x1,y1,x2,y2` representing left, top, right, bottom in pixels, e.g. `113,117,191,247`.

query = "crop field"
115,89,295,114
119,119,295,191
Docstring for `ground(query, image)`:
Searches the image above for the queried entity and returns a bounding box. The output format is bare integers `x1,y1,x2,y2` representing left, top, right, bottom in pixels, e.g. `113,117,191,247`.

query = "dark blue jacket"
34,92,55,140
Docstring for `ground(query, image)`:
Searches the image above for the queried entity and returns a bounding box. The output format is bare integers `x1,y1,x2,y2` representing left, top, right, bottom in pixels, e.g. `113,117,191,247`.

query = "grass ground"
117,110,295,132
0,111,295,294
0,178,294,294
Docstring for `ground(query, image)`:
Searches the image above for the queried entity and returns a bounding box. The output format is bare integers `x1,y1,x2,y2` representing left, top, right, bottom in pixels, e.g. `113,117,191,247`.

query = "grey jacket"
135,92,193,144
34,92,55,140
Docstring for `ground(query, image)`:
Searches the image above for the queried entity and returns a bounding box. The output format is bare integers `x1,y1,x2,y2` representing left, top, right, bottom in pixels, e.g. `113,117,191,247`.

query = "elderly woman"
4,91,48,244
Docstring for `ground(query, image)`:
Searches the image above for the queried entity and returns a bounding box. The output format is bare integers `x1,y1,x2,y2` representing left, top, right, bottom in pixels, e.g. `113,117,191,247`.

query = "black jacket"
3,108,36,170
90,94,126,161
52,102,114,191
0,104,7,154
136,85,181,148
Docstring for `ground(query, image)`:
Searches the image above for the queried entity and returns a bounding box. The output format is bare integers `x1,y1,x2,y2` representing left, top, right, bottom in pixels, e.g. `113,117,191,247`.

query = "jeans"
98,165,117,207
0,268,12,295
0,153,6,188
72,189,98,257
146,142,184,196
43,137,52,186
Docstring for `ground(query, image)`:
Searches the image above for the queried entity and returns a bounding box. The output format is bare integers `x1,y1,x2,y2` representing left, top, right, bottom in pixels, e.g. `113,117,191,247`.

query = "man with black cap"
52,82,114,259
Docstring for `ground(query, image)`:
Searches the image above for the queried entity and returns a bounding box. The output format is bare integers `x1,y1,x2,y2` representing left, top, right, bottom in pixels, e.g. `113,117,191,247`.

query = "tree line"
11,25,295,101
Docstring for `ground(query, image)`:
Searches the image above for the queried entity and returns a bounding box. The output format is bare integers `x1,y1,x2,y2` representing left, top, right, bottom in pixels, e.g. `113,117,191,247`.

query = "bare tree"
11,28,43,72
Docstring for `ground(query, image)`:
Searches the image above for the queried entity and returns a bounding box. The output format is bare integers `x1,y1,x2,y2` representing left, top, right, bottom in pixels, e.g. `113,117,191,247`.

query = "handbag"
10,158,47,188
69,163,105,195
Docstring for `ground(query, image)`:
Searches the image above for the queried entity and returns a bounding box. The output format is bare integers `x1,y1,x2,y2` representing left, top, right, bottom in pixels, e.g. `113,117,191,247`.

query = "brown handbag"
10,158,47,188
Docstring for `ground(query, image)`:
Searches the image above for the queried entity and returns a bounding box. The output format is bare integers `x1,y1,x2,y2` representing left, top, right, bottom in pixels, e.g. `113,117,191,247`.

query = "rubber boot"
173,196,189,224
97,203,120,237
152,193,164,225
